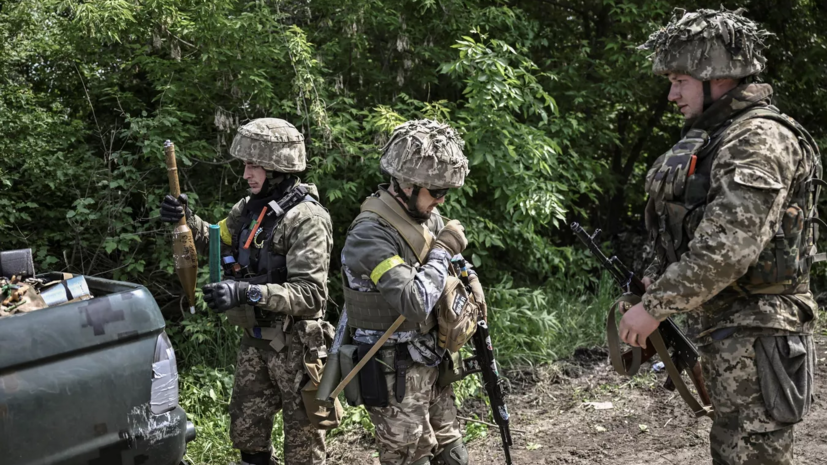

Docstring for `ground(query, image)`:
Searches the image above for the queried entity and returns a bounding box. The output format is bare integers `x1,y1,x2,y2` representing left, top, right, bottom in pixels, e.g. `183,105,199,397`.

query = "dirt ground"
327,333,827,464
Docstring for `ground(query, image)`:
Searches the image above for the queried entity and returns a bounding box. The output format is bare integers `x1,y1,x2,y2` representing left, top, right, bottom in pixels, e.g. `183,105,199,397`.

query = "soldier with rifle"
331,119,484,465
160,119,336,465
619,9,820,464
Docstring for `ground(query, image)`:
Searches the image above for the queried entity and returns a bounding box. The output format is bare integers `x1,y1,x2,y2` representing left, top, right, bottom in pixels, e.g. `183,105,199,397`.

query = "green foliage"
3,0,827,461
5,0,826,296
487,273,617,366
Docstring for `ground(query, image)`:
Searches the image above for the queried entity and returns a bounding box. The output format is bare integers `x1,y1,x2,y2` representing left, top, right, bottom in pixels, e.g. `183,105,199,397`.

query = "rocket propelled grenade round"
164,140,199,314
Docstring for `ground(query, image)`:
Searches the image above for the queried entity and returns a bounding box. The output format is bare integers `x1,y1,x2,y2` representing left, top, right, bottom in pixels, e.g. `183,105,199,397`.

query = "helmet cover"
230,118,306,172
639,8,773,81
379,119,469,189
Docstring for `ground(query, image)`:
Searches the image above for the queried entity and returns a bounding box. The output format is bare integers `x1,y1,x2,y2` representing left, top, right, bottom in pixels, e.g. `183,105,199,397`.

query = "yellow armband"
218,218,233,245
370,255,405,284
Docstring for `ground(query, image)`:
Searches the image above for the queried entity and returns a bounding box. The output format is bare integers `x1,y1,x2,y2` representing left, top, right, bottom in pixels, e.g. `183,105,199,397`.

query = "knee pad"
437,438,468,465
240,450,275,465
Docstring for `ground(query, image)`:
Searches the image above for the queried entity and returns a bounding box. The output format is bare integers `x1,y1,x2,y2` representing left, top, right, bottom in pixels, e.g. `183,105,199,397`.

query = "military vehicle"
0,249,196,465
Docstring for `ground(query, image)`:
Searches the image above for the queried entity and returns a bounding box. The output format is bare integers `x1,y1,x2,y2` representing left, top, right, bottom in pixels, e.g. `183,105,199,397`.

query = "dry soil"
327,334,827,465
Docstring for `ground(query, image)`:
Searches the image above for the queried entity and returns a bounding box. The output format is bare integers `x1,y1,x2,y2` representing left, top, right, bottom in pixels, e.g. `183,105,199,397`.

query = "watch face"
248,285,263,303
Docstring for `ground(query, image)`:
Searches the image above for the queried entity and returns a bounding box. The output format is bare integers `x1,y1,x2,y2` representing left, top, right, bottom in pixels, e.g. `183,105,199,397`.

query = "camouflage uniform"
639,10,819,465
336,120,471,465
178,119,333,465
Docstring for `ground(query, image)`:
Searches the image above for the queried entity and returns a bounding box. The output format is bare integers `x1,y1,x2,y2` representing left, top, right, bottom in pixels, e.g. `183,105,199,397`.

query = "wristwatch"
247,284,263,304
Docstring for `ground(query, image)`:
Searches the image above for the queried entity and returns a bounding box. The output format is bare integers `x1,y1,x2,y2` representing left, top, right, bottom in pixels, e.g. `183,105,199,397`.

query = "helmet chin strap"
391,178,429,222
702,80,714,111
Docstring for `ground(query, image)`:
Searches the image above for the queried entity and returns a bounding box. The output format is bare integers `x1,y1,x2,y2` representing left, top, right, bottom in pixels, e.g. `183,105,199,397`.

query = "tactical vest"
343,190,438,334
646,105,824,295
225,185,319,328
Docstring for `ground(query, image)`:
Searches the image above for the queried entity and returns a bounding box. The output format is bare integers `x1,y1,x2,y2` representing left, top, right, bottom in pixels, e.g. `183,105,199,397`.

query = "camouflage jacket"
188,180,333,319
642,83,818,338
336,186,451,366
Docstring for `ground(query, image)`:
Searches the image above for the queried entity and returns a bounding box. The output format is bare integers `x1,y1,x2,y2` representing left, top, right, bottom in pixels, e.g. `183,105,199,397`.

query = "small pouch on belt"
245,325,288,352
250,325,287,352
438,350,466,388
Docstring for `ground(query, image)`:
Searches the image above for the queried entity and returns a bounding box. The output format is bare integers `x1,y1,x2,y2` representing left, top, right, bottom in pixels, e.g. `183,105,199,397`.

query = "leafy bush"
3,1,827,463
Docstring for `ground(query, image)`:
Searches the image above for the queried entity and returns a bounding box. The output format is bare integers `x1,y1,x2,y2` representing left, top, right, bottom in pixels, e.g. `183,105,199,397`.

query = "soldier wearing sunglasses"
332,119,484,465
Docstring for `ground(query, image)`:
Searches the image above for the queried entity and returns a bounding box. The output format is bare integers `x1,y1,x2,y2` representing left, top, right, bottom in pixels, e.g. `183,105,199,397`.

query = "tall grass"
172,274,615,464
487,273,616,366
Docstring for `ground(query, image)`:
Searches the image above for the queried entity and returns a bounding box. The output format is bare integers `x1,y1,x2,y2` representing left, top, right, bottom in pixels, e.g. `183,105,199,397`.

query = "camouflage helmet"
379,119,469,189
639,8,773,81
229,118,306,172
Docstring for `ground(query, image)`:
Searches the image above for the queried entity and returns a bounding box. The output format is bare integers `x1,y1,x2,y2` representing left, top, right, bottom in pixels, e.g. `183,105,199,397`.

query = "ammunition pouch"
436,276,478,353
438,351,467,388
357,343,391,408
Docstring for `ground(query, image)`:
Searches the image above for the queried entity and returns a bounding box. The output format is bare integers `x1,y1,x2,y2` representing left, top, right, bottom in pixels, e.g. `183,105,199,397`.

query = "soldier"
335,119,483,465
160,119,334,465
620,9,819,465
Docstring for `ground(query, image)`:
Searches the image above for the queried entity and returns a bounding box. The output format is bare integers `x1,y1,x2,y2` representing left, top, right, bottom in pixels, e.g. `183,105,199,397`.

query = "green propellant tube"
209,224,221,283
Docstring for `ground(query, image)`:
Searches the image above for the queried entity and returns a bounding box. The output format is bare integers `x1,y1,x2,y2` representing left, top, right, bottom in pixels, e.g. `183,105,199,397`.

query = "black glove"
202,280,249,313
160,194,192,223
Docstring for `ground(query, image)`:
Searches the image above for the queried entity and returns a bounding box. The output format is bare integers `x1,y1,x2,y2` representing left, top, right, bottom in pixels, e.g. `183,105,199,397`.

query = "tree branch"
532,0,587,16
622,84,671,178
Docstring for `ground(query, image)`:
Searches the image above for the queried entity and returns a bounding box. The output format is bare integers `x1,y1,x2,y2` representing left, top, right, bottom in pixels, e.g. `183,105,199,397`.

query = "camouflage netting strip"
382,119,468,174
640,8,773,62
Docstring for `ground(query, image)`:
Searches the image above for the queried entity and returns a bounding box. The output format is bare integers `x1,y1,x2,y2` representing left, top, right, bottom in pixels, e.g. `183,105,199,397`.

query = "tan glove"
433,220,468,256
468,273,487,321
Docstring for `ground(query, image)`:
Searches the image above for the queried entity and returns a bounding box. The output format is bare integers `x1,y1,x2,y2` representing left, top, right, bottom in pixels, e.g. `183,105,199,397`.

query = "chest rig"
343,190,438,334
646,105,824,295
224,185,318,328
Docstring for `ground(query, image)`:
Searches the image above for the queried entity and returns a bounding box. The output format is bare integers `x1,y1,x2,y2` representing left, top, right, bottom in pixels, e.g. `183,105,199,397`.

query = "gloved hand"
433,220,468,256
160,194,192,223
202,280,249,313
468,273,487,321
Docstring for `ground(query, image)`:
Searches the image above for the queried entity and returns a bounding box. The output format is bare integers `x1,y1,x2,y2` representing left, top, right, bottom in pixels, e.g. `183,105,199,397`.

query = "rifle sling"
607,295,642,376
607,294,714,418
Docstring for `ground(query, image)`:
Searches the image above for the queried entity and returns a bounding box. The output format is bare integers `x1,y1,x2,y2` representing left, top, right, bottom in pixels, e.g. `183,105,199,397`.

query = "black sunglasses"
424,187,449,199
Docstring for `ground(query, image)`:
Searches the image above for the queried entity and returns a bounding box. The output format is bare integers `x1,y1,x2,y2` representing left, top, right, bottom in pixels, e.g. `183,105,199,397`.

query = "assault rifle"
452,258,513,465
570,222,713,417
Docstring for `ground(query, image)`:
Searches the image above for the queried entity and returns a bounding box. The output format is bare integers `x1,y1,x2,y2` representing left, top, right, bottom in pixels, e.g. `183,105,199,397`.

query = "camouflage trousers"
229,339,326,465
700,335,800,465
366,362,462,465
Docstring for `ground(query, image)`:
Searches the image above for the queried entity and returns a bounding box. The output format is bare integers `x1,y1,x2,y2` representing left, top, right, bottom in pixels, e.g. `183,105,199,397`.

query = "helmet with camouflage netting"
638,8,773,81
379,119,469,189
230,118,306,172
